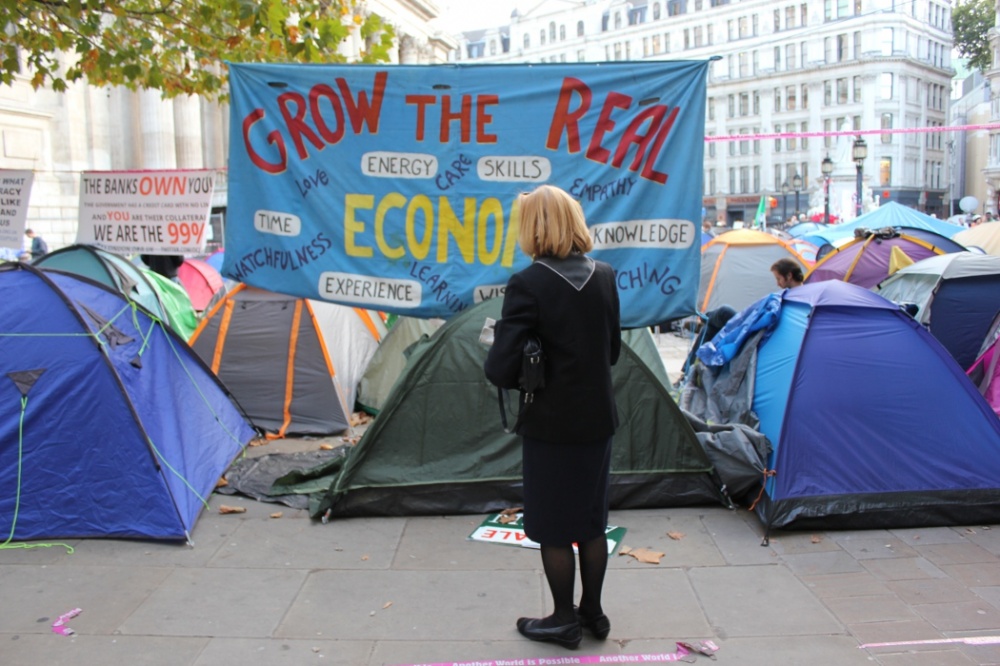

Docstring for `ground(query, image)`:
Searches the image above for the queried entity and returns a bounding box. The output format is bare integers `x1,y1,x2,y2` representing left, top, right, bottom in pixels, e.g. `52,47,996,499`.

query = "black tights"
537,534,608,627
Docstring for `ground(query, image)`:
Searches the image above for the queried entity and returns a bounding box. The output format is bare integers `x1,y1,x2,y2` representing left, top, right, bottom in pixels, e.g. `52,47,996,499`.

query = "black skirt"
521,434,612,546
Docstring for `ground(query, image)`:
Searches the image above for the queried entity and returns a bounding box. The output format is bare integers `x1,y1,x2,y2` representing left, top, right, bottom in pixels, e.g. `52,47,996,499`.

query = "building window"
739,92,749,116
786,124,797,151
774,8,780,31
801,84,808,109
729,168,736,194
550,22,557,41
837,78,848,103
801,122,809,149
824,37,832,63
753,91,760,114
786,6,796,28
775,124,782,151
774,87,781,112
881,113,893,143
824,118,832,148
654,3,661,19
740,166,749,193
786,44,796,69
524,34,530,49
786,86,797,110
709,168,716,194
774,46,781,71
853,30,861,58
824,80,832,105
560,24,566,40
577,49,585,61
728,94,735,117
754,166,761,192
685,28,691,50
752,14,759,36
738,16,748,38
614,12,622,29
853,76,861,102
707,24,713,45
728,19,735,41
577,20,585,36
490,40,496,55
740,129,749,155
708,135,716,157
801,41,808,67
801,3,808,26
837,33,848,61
880,73,893,99
540,29,546,45
694,26,703,47
880,157,891,186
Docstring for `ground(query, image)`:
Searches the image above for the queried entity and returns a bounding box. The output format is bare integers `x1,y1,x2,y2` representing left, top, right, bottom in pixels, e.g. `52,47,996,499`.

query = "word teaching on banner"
0,169,34,250
76,169,216,255
226,61,708,326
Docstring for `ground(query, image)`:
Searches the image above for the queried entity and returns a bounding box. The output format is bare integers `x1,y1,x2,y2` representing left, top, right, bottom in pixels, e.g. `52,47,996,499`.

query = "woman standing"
484,184,621,650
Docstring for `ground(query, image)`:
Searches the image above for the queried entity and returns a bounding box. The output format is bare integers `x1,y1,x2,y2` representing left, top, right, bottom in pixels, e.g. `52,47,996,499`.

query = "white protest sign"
76,169,216,255
0,170,35,249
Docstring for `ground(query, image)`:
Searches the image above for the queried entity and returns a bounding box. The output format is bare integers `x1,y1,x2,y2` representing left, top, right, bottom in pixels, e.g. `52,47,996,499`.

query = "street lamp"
781,181,789,223
853,136,868,217
792,173,803,218
821,155,834,223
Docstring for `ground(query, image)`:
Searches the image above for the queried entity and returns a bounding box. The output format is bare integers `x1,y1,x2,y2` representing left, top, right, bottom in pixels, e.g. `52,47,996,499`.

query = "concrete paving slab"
915,542,999,566
0,634,208,666
51,535,224,569
393,515,542,571
914,600,1000,632
703,635,873,666
954,634,1000,665
0,564,171,634
767,531,843,555
799,571,892,598
891,527,972,546
822,595,917,624
972,585,1000,610
778,550,865,577
958,527,1000,556
886,578,980,605
192,637,374,666
208,514,406,570
372,638,631,666
941,563,1000,587
847,618,946,649
609,507,727,568
600,568,712,639
275,570,538,641
688,565,841,637
862,557,949,581
0,540,81,564
700,510,778,566
117,567,308,637
875,648,977,665
833,535,919,560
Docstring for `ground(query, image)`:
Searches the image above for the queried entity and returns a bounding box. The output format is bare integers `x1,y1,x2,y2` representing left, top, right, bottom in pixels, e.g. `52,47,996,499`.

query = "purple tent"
804,228,965,288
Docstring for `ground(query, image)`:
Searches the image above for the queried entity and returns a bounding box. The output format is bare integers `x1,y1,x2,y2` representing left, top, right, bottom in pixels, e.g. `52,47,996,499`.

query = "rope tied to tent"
0,395,74,554
746,468,777,512
144,436,212,511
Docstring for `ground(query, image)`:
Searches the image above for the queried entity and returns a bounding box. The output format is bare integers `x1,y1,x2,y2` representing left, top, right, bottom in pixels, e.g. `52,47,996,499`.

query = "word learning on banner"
76,169,216,255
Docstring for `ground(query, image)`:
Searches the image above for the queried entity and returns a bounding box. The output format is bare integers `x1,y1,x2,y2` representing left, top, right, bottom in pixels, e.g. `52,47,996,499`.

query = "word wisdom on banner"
226,62,709,326
76,169,217,255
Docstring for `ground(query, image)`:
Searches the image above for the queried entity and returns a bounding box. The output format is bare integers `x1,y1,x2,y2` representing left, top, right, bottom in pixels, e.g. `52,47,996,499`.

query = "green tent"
356,315,444,415
311,298,725,518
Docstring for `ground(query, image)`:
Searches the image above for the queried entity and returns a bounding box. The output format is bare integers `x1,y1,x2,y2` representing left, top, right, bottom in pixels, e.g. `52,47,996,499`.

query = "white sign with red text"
76,169,216,255
469,513,625,555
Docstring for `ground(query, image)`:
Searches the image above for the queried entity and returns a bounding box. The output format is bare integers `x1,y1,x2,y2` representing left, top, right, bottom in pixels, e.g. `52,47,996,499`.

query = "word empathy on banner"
226,62,709,326
76,169,216,255
469,512,626,555
0,169,34,250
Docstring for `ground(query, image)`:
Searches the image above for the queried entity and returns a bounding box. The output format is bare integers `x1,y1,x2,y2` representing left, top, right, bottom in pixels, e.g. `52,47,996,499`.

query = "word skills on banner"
76,169,217,255
226,61,708,326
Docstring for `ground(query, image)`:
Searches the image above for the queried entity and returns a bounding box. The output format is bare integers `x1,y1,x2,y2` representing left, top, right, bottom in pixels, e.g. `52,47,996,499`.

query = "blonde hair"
517,185,594,259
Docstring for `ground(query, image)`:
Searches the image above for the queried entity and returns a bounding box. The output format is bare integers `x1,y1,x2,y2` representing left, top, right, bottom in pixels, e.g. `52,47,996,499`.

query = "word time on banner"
77,170,216,255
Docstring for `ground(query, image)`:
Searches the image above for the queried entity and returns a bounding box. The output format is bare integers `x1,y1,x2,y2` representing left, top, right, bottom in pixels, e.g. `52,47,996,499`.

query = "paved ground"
3,332,1000,665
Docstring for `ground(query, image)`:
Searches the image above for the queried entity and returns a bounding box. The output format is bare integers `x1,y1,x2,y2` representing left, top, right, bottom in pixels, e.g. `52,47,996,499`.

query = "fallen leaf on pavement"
319,443,335,450
810,534,822,544
361,554,370,561
618,545,664,564
667,531,685,540
219,505,246,514
270,512,283,519
215,477,228,488
500,507,522,516
382,601,393,609
498,514,519,524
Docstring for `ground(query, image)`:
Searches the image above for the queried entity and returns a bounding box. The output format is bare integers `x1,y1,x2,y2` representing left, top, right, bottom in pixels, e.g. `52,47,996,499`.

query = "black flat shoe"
577,609,611,640
515,616,583,649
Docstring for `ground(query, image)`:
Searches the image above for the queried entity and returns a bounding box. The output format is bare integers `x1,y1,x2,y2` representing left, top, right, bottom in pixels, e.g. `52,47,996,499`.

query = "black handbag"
498,334,545,433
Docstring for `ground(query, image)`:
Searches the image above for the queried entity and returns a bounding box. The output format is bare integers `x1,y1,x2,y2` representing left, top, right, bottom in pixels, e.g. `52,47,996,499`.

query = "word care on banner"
469,512,626,555
226,61,708,327
0,169,34,250
76,169,216,255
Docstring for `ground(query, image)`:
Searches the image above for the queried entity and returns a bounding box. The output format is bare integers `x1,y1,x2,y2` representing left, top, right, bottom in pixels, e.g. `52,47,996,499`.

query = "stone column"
138,89,177,168
173,94,204,168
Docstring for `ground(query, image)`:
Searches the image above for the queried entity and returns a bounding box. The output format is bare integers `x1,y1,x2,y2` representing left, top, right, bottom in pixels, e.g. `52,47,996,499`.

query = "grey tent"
313,298,727,518
356,316,443,415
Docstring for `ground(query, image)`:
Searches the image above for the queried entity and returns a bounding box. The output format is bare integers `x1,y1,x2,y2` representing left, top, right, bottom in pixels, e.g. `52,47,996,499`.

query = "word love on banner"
225,62,709,326
76,169,216,255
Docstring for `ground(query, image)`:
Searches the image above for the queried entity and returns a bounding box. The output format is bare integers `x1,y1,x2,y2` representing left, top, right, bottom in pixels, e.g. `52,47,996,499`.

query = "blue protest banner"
226,61,707,327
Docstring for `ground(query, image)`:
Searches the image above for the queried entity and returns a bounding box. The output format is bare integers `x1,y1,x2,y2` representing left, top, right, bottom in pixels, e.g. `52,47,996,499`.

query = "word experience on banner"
76,169,216,255
0,170,34,249
225,62,709,326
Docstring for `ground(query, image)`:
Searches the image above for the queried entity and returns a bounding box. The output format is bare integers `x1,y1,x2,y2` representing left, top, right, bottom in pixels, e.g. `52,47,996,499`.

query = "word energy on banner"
0,169,35,250
226,62,709,326
76,169,216,255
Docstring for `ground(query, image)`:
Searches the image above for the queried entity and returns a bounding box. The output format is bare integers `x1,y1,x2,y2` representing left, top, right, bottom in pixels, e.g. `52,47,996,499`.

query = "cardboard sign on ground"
469,512,626,555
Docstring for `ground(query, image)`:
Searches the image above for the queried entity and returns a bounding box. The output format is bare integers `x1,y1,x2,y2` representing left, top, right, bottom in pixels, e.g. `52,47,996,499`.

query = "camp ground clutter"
3,60,1000,554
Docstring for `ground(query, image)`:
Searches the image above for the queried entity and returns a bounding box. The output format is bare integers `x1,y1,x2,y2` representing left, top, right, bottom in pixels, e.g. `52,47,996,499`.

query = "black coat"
484,254,621,442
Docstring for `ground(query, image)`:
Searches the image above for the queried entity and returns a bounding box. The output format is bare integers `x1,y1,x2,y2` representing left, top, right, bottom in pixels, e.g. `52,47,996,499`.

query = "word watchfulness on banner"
76,169,216,255
225,62,709,326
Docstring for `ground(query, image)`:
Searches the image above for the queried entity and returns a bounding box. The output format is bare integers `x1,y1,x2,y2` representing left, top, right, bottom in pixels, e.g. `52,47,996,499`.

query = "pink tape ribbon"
51,608,82,636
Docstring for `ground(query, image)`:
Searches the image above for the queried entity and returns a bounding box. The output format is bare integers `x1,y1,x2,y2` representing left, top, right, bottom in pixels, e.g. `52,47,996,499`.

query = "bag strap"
497,387,529,434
